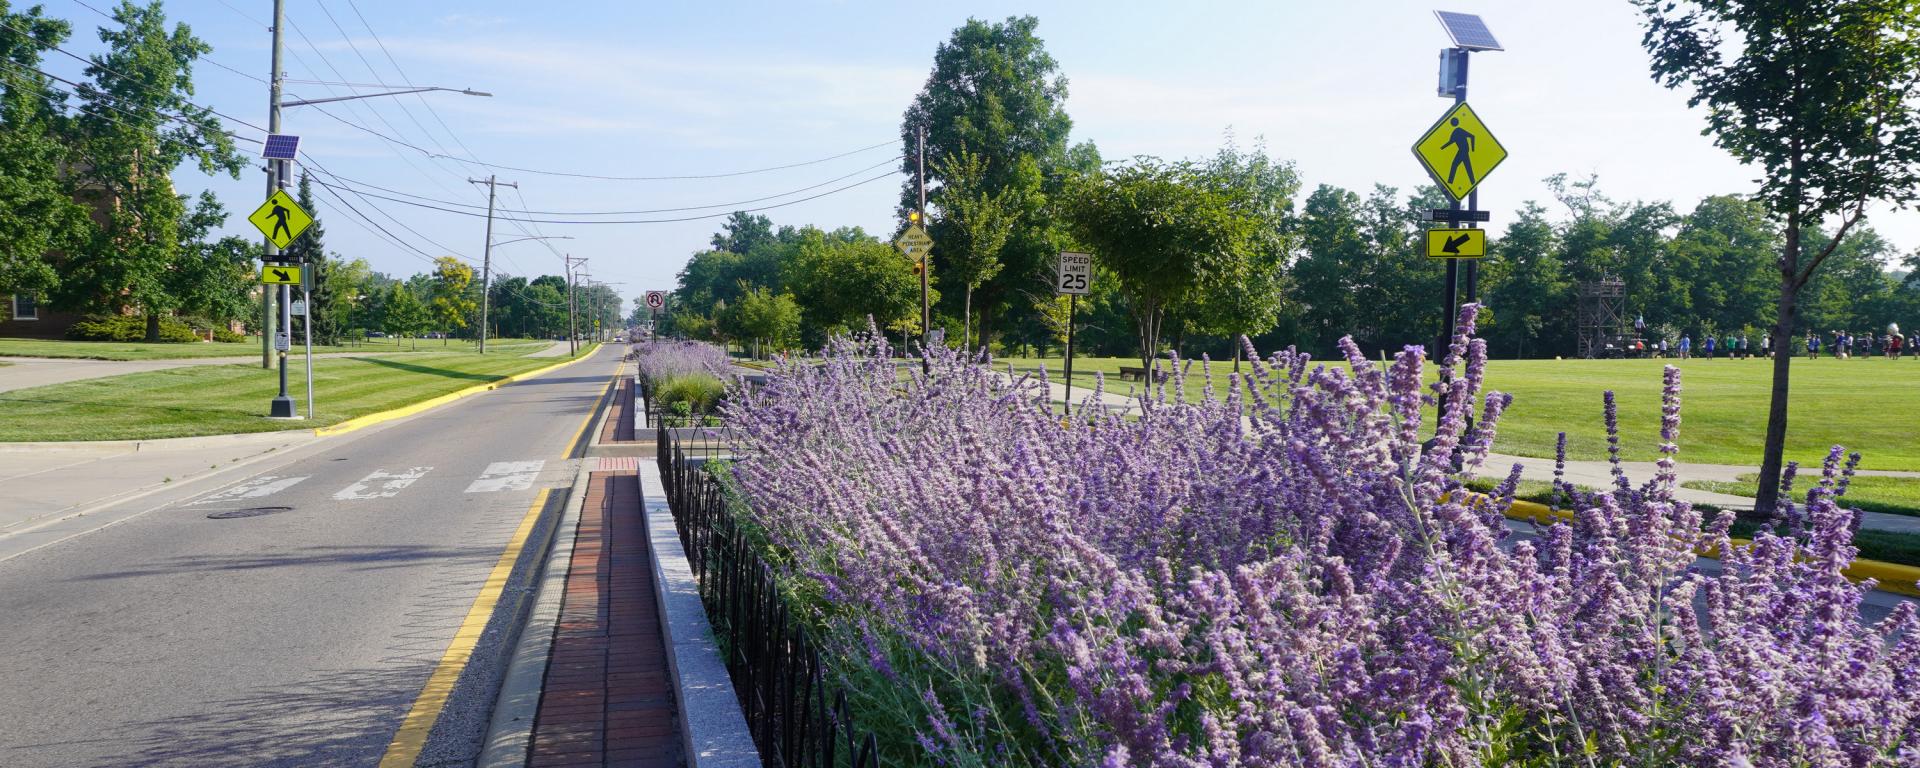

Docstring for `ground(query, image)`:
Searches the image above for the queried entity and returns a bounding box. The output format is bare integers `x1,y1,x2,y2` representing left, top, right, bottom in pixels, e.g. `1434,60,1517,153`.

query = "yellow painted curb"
1502,498,1920,597
313,343,601,438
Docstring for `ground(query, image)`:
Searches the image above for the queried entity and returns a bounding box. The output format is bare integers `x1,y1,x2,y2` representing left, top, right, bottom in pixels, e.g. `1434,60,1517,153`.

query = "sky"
31,0,1920,317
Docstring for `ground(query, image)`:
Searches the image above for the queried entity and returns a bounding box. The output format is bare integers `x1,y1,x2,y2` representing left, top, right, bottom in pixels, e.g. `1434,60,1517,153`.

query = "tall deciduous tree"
381,282,426,350
932,148,1018,352
904,16,1072,349
1062,158,1245,370
1637,0,1920,513
62,0,243,340
427,256,473,344
168,190,255,327
1189,138,1298,368
0,2,88,310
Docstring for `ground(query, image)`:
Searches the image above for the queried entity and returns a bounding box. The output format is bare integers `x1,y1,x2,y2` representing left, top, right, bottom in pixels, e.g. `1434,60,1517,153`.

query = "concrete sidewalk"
0,351,395,394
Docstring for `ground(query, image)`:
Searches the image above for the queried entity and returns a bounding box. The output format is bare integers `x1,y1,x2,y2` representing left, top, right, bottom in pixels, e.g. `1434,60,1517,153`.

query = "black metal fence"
657,426,881,768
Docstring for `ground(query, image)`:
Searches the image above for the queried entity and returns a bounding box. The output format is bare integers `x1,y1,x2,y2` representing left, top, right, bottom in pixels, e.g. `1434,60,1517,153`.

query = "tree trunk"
963,286,972,354
144,313,160,342
1753,223,1802,518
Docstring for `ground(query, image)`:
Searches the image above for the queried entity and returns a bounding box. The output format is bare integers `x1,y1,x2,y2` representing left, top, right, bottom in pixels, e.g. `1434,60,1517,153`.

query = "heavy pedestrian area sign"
1056,251,1091,295
1412,102,1507,201
248,189,314,250
895,224,933,259
1425,228,1486,259
260,264,302,284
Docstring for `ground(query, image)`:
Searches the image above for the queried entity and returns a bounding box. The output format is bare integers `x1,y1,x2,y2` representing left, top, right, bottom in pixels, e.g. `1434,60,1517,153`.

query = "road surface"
0,344,622,767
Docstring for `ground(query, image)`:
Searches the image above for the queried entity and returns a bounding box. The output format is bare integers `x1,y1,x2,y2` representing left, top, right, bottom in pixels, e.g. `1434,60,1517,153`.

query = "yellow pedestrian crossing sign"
260,264,302,284
247,189,313,249
1412,102,1507,201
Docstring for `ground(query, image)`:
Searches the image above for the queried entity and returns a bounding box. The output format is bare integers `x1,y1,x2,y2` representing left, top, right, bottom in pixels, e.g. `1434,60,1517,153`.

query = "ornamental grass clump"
720,309,1919,767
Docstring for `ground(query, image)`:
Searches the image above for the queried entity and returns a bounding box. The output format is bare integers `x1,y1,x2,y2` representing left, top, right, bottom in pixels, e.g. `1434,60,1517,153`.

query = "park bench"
1116,365,1168,383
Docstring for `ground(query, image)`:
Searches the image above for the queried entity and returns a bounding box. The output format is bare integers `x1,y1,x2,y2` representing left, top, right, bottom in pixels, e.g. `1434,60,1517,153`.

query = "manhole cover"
207,506,292,520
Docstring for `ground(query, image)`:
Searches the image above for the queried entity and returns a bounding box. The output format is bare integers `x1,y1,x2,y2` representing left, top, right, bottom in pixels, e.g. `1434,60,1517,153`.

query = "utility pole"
260,0,285,372
916,124,929,349
565,256,586,354
468,175,517,354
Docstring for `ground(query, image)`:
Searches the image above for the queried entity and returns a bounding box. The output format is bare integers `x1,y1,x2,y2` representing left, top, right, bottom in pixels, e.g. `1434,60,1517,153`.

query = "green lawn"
1683,473,1920,518
1001,355,1920,471
0,342,589,441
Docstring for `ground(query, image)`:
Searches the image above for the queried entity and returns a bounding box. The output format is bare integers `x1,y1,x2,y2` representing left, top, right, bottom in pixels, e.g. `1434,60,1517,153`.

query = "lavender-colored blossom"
715,309,1918,767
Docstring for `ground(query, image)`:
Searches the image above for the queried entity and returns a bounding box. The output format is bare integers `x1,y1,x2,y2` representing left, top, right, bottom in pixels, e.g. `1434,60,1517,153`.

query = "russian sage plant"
719,309,1918,767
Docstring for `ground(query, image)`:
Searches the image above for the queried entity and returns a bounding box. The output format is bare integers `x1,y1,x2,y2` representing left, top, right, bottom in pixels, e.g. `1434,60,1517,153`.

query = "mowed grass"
0,342,589,441
1684,473,1920,518
1000,355,1920,471
0,336,558,360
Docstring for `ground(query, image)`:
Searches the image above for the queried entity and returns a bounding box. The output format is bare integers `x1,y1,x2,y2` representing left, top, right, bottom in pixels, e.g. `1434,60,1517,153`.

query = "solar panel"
262,133,301,160
1434,11,1502,51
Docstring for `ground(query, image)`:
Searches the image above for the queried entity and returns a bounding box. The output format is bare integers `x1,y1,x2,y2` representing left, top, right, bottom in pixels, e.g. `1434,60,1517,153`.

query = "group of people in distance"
1652,323,1916,360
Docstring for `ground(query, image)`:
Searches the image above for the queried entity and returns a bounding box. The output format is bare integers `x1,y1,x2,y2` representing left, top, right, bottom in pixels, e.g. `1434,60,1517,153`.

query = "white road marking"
187,475,309,506
465,460,545,493
333,467,433,500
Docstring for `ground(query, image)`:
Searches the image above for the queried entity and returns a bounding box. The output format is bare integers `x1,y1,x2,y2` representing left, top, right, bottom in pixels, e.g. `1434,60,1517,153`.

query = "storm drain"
206,506,292,520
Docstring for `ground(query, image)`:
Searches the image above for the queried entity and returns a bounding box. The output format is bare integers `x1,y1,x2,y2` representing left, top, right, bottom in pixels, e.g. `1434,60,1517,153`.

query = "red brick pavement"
528,471,682,768
599,378,636,444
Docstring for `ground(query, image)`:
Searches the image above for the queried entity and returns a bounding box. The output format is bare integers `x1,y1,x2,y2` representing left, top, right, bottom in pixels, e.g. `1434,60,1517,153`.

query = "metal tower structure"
1576,277,1627,359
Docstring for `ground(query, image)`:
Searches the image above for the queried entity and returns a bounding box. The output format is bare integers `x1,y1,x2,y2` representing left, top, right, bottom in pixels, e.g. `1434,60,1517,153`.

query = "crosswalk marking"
188,475,309,506
465,460,545,493
334,467,433,501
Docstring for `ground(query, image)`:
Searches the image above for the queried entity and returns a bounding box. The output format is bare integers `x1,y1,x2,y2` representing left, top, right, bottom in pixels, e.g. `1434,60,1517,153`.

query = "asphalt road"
0,344,622,767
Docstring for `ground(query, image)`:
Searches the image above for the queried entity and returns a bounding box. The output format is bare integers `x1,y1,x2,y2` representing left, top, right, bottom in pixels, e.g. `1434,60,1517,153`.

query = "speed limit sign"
645,291,665,309
1055,251,1091,295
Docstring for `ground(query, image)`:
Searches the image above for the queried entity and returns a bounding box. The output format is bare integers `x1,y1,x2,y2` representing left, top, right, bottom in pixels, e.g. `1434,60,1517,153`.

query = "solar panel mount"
1434,11,1502,51
262,133,301,161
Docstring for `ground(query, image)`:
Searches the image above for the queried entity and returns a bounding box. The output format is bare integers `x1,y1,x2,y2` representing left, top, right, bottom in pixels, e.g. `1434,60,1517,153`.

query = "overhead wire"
307,169,900,225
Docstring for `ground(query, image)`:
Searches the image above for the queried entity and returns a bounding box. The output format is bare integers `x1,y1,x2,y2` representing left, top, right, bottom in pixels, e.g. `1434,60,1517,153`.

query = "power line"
306,169,900,225
316,156,904,215
436,138,902,181
0,59,262,145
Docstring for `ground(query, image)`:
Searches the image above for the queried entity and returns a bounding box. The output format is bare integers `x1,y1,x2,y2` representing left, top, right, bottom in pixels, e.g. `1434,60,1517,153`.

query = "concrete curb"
477,459,593,768
640,460,760,767
315,344,600,438
1505,498,1920,597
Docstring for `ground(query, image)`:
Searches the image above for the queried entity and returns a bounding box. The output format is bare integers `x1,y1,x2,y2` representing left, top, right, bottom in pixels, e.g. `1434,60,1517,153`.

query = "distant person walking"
1443,117,1477,187
1679,334,1692,359
1891,332,1905,359
1762,332,1772,358
1807,332,1821,359
1703,335,1716,359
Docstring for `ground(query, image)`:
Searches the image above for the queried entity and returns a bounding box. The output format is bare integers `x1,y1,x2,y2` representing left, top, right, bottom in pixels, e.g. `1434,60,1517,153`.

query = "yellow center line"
379,489,551,767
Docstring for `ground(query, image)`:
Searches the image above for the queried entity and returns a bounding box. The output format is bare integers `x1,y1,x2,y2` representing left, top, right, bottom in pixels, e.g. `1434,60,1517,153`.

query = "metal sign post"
1056,251,1092,416
302,270,314,420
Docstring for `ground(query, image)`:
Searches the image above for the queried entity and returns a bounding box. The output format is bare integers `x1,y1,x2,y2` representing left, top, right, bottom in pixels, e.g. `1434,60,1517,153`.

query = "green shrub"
654,373,725,414
66,314,201,343
210,326,244,343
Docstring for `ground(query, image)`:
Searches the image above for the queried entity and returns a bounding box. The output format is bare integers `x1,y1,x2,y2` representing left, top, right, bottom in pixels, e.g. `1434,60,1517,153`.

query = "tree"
381,283,427,350
1481,202,1570,358
315,256,371,343
0,2,89,311
931,148,1018,352
1637,0,1920,513
904,16,1071,350
785,227,928,344
1188,137,1298,368
710,211,776,254
734,286,801,356
427,256,474,345
1061,158,1246,370
60,0,244,340
168,191,256,327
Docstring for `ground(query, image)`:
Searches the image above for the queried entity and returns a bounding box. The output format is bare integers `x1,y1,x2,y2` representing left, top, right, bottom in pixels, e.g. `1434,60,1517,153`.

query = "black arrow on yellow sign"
271,268,292,282
1441,233,1472,255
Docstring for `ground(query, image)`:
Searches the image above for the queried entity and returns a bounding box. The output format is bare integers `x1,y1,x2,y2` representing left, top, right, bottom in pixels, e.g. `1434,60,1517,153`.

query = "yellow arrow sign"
1426,228,1486,259
247,189,314,250
1412,102,1507,201
260,264,303,284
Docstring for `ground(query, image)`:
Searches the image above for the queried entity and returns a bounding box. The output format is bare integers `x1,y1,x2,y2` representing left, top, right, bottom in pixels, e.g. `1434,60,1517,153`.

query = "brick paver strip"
529,471,683,768
599,378,636,444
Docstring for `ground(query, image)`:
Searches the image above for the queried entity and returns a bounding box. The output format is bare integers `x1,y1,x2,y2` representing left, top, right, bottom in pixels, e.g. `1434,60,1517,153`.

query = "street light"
477,235,572,352
284,87,491,108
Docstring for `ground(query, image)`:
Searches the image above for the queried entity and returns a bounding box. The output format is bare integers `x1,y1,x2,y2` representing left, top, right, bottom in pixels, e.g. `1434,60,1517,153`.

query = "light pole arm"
284,86,491,108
